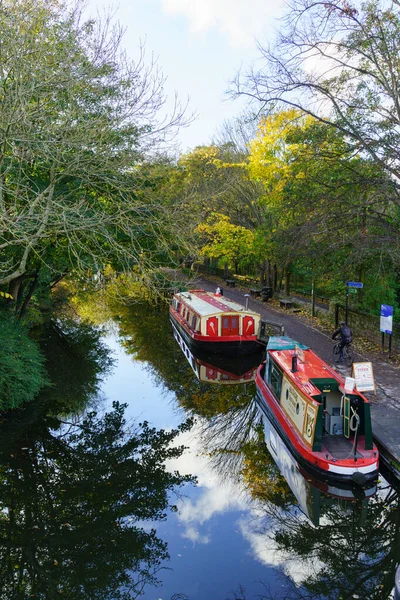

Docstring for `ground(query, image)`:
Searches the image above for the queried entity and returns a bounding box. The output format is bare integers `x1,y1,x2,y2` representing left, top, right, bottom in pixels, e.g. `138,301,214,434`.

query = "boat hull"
255,370,379,485
170,313,261,357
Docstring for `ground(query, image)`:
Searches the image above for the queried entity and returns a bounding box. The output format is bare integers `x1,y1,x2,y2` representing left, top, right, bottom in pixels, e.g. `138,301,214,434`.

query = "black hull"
255,388,378,488
170,315,262,358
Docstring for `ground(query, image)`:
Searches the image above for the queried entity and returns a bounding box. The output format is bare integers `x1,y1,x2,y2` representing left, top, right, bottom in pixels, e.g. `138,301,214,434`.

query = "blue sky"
86,0,285,153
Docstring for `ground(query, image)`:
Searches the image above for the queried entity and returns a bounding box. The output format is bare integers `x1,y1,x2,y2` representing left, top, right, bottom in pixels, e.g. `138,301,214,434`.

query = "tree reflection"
265,475,400,600
199,400,399,600
0,402,195,599
38,319,115,412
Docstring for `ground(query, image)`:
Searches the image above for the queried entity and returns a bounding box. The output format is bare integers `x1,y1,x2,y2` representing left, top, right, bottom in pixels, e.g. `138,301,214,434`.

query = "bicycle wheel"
333,343,341,363
343,345,354,367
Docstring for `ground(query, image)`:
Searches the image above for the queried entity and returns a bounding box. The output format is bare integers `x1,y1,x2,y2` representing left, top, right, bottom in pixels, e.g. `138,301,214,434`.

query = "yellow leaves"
0,291,13,299
195,213,257,263
247,109,312,188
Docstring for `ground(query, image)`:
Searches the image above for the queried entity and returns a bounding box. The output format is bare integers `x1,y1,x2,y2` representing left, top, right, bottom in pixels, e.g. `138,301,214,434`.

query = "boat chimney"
291,355,298,372
244,294,250,310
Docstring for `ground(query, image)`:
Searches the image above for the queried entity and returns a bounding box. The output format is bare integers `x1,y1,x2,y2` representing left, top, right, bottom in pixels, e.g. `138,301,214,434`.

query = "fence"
333,304,400,352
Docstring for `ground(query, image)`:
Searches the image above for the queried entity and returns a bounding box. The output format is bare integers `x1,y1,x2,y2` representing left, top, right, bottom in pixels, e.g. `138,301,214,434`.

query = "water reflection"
172,326,262,384
3,302,396,600
0,318,195,599
119,303,400,600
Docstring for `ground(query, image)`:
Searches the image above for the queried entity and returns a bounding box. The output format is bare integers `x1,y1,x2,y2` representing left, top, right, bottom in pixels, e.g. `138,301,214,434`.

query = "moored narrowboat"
255,336,379,485
169,289,262,356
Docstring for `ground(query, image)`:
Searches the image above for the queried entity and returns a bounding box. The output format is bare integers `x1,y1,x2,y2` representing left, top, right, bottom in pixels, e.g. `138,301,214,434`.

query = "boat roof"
267,336,362,399
267,336,308,351
174,289,260,318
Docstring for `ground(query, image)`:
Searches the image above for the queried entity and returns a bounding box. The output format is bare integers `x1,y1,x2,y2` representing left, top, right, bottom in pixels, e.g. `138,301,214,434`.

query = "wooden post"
311,276,316,317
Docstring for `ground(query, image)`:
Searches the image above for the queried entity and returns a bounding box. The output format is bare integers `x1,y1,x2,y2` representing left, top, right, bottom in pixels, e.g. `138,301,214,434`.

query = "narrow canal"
1,301,398,599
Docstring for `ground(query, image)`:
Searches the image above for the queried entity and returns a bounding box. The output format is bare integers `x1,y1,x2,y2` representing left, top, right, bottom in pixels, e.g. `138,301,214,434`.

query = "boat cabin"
170,290,260,338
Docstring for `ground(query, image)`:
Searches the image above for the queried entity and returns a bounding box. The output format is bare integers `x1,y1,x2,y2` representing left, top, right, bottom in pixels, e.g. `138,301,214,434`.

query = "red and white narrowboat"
169,289,262,356
255,336,379,485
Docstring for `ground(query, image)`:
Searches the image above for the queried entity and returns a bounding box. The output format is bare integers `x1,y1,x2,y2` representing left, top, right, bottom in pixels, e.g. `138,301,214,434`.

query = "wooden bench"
279,299,294,310
226,279,236,287
249,288,261,298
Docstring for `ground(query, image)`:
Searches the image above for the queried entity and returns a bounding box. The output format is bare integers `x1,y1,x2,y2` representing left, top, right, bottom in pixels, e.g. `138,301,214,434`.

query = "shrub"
0,310,49,410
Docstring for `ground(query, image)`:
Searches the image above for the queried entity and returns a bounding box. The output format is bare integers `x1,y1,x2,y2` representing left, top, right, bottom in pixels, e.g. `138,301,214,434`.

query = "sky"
85,0,286,153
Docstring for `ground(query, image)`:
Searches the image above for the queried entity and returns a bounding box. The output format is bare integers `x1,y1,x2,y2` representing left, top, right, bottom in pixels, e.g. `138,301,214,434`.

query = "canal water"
1,303,399,599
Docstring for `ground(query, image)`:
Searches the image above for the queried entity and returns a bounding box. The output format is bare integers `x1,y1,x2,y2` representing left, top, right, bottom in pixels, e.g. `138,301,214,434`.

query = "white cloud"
181,524,210,544
177,481,247,526
161,0,284,47
165,423,249,543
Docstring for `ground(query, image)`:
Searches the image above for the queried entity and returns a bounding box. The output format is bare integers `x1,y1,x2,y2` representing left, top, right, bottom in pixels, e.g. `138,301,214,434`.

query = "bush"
0,310,49,410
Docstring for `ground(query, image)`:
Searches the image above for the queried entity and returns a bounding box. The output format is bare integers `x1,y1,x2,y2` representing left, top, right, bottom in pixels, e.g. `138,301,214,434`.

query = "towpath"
195,276,400,478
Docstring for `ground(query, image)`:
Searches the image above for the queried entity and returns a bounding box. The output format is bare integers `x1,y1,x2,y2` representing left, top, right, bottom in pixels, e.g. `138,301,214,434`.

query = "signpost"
380,304,393,357
347,282,364,288
345,281,363,324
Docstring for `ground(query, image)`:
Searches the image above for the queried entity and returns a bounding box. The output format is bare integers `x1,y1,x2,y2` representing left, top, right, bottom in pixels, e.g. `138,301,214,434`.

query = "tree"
196,212,261,274
0,0,190,301
245,108,398,299
232,0,400,236
234,0,400,175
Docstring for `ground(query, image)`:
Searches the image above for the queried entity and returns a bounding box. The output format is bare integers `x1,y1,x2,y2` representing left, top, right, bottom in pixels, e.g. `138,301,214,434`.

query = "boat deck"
323,435,363,459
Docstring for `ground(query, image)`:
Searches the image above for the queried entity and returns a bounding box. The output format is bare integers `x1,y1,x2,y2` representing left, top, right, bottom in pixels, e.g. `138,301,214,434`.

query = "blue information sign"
380,304,393,334
346,281,363,288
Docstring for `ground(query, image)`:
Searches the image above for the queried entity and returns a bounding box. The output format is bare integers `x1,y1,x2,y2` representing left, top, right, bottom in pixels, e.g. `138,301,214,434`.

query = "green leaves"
0,310,49,409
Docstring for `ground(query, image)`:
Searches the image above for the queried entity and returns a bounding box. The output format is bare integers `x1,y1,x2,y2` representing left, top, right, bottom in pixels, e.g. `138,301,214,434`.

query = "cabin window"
191,316,197,330
267,358,283,400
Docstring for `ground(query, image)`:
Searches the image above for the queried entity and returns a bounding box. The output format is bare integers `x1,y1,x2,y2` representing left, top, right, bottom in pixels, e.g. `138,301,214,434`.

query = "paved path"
197,277,400,478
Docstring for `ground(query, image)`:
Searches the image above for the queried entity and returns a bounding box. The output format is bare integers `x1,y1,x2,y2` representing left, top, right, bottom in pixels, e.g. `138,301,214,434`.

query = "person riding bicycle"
332,322,353,361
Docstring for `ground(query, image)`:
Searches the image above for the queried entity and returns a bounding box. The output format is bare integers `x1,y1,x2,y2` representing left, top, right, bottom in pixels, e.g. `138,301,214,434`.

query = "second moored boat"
169,288,262,356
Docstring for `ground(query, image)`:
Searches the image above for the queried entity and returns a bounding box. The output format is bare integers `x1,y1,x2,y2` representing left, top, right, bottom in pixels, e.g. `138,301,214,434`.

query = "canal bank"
196,276,400,480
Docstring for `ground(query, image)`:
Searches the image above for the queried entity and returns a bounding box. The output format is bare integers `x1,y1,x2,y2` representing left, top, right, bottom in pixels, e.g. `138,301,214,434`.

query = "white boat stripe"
327,462,378,474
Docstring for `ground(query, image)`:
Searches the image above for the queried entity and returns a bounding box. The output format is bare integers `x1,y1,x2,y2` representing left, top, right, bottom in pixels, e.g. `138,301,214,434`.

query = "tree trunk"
18,269,40,320
8,276,23,305
259,264,265,286
284,265,291,296
278,268,284,293
265,259,272,288
273,264,278,292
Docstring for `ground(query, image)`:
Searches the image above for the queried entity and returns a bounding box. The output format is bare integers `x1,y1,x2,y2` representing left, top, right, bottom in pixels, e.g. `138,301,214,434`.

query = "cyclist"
332,321,353,361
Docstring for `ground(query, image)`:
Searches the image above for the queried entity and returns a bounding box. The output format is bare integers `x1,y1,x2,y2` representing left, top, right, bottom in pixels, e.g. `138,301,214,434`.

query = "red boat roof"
268,337,365,400
173,289,260,318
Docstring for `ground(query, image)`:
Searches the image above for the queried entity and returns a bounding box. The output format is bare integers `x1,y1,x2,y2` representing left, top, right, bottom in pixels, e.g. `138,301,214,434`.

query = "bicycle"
333,341,354,367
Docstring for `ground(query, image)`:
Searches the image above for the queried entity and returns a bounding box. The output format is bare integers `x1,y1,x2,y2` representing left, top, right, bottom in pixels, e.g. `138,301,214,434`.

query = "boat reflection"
256,396,377,526
172,325,263,384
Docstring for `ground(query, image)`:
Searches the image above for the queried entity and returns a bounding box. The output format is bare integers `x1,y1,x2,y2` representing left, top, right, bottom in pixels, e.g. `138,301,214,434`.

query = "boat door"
343,395,350,438
221,315,239,337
